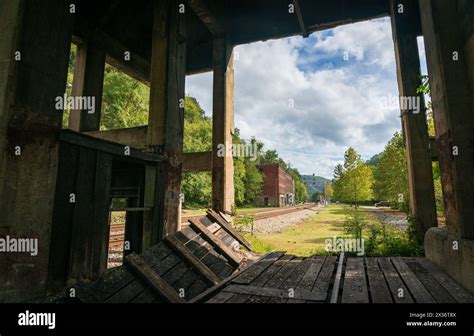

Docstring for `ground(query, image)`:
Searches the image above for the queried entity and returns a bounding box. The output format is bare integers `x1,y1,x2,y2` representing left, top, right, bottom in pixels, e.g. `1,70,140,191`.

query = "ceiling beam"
188,0,225,36
293,0,308,37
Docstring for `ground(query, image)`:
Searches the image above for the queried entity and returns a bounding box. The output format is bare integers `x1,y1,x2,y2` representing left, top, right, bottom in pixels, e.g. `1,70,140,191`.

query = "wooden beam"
429,136,438,161
188,0,225,37
148,0,187,241
74,21,150,86
419,0,474,239
85,126,148,149
391,0,437,242
207,209,252,251
189,219,241,267
124,253,185,303
68,37,106,132
164,235,220,285
293,0,308,38
59,130,164,163
183,151,213,172
212,37,235,214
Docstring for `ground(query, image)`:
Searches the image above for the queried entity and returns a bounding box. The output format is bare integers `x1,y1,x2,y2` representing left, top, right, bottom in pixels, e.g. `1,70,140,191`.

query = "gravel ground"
251,205,321,235
362,206,409,231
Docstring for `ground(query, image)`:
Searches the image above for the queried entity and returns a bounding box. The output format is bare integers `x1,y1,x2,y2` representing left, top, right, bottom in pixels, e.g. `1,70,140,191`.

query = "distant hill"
301,175,331,198
366,153,382,166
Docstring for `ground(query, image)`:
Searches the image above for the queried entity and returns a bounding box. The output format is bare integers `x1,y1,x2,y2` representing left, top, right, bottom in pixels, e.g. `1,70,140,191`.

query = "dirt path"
251,205,320,235
361,206,409,231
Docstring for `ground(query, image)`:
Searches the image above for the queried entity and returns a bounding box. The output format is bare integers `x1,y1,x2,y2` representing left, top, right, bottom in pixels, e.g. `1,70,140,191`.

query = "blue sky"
186,17,427,179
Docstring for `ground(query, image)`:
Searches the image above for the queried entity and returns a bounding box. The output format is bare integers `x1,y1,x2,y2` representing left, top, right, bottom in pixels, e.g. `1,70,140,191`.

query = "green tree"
323,182,334,201
373,132,409,211
333,147,373,206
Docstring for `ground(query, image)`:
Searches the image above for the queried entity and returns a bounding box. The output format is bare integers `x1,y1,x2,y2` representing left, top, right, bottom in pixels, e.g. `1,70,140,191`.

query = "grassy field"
254,205,351,256
249,204,423,257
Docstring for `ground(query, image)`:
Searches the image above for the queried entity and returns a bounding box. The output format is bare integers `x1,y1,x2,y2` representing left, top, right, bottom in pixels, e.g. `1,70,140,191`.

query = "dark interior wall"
0,0,74,302
48,142,112,292
48,140,148,293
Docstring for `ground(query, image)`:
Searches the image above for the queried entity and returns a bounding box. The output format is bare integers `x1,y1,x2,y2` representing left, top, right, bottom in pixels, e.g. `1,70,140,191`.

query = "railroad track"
107,203,317,251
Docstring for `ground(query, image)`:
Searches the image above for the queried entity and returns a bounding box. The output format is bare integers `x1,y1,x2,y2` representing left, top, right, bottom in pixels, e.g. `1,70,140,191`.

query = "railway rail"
108,203,317,251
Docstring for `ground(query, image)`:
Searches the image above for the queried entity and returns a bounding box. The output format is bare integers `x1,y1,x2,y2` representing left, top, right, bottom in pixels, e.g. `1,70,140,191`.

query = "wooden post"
390,0,437,242
419,0,474,239
0,0,74,302
212,37,235,214
69,40,106,132
148,0,186,242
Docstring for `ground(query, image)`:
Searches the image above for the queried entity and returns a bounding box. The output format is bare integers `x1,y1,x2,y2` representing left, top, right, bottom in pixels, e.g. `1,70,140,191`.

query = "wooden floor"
197,252,474,303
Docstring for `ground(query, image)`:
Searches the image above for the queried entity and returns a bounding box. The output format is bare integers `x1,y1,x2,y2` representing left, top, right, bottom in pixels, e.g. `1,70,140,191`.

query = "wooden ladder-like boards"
75,209,251,303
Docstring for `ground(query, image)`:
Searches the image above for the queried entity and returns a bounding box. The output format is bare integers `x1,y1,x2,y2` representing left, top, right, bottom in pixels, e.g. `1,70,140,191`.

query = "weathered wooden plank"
245,254,294,304
309,256,334,302
207,210,252,251
305,256,330,290
265,257,304,304
162,261,190,286
223,284,327,302
365,258,393,303
91,152,112,279
265,257,301,289
171,268,201,300
341,258,369,303
186,278,210,301
130,287,164,303
404,258,456,303
379,257,413,303
105,277,149,303
190,252,274,303
207,291,235,304
417,258,474,303
59,130,164,163
233,252,286,285
124,253,185,303
251,254,294,287
392,257,435,303
330,253,344,303
189,219,241,267
165,235,220,285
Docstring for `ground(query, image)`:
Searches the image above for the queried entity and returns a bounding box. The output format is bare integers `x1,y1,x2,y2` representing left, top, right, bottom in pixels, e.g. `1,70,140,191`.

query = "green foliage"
344,209,424,257
311,191,323,202
333,147,373,206
101,65,149,130
242,233,273,254
343,210,365,240
372,132,409,211
234,214,256,233
323,182,334,201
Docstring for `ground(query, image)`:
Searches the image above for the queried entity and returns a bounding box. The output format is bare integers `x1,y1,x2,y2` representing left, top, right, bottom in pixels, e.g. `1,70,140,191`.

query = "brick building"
256,164,295,207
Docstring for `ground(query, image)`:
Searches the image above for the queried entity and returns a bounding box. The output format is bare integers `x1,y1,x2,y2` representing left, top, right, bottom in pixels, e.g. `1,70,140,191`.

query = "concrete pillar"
212,37,235,214
68,40,106,132
390,0,437,243
0,0,73,302
147,0,186,241
419,0,474,239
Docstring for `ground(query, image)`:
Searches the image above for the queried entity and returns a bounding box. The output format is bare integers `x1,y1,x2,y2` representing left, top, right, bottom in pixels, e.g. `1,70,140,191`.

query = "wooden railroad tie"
124,252,185,303
189,218,241,267
164,235,221,286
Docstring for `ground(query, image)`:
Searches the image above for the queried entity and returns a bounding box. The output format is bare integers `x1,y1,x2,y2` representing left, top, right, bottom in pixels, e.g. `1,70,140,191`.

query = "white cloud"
186,17,403,179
